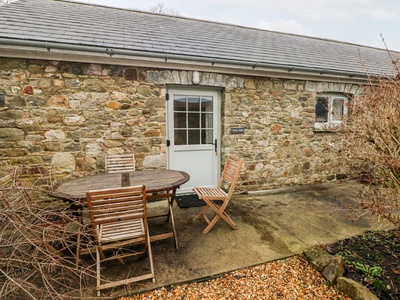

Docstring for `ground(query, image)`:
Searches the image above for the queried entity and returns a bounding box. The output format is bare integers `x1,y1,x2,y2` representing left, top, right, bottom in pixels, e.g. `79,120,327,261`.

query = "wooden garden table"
52,169,190,249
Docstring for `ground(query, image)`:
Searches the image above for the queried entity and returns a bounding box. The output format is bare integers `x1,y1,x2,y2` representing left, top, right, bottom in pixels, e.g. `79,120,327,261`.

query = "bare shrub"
0,170,96,299
337,54,400,229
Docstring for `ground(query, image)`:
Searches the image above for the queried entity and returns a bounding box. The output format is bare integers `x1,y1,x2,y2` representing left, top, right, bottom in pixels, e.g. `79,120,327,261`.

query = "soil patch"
329,229,400,300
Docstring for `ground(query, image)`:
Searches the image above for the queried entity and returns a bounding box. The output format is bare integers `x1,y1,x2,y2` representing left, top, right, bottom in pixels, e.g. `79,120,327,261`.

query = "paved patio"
84,181,393,298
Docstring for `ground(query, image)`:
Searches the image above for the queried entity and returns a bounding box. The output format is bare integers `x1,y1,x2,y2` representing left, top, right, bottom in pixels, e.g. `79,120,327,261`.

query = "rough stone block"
51,153,76,174
143,154,166,168
0,128,24,141
322,255,345,284
303,246,333,272
337,277,379,300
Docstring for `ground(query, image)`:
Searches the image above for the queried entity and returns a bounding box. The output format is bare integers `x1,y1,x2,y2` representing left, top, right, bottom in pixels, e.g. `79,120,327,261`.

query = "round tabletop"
54,169,190,201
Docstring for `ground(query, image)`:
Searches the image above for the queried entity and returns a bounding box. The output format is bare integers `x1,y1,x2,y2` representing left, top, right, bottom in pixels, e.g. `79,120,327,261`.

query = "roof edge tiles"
0,37,374,80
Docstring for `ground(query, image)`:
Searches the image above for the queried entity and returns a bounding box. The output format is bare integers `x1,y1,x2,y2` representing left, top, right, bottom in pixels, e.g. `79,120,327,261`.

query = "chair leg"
220,212,237,230
203,212,237,233
201,199,237,233
145,230,156,283
196,204,210,220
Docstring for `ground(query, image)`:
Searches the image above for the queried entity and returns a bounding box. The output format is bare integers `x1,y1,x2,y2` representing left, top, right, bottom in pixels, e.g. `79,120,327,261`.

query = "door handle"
208,139,217,155
212,139,217,156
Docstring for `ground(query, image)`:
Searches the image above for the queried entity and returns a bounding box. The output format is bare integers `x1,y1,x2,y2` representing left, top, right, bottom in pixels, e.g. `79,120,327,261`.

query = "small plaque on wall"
230,127,245,134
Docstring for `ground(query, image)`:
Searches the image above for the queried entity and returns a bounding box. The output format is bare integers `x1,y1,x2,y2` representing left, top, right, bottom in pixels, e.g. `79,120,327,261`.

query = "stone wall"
0,58,361,191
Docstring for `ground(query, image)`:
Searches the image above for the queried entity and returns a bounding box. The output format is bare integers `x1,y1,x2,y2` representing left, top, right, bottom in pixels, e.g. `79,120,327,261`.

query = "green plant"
337,250,355,264
371,278,388,297
353,262,387,295
354,263,382,278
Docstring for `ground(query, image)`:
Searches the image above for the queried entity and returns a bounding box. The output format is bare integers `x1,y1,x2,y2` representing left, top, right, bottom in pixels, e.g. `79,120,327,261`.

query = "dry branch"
336,54,400,229
0,170,97,299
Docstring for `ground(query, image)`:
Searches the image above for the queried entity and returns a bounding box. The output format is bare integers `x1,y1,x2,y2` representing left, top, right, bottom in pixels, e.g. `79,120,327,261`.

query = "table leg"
168,193,178,249
147,188,179,249
166,188,176,222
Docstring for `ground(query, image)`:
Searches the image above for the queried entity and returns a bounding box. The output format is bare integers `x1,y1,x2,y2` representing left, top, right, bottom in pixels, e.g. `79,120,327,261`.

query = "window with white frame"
315,93,349,129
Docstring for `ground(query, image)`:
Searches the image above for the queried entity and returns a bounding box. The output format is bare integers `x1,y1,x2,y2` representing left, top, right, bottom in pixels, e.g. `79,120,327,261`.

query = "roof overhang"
0,38,370,84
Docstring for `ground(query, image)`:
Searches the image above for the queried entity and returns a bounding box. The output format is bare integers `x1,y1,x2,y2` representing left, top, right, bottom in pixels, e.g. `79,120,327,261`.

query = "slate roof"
0,0,398,78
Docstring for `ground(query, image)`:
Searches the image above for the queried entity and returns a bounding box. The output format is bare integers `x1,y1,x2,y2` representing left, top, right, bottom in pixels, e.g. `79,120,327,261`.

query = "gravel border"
120,255,351,299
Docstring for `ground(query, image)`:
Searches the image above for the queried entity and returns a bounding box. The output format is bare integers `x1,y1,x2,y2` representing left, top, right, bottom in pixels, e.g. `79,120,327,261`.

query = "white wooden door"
167,88,220,194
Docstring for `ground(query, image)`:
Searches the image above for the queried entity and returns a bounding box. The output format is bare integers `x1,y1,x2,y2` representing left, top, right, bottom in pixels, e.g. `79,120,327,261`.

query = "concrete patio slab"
86,181,393,298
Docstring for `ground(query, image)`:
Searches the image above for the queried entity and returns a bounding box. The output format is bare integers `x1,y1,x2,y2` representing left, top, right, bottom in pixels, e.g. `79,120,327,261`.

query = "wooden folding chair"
193,155,244,233
105,153,136,173
86,185,155,295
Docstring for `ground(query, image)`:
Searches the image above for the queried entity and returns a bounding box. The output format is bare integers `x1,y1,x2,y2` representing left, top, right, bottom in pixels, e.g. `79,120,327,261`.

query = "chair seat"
98,219,145,244
193,187,227,200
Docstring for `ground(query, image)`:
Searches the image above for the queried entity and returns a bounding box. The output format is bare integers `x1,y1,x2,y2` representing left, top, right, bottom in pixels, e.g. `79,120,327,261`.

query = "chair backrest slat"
218,156,244,194
86,185,147,227
105,153,136,173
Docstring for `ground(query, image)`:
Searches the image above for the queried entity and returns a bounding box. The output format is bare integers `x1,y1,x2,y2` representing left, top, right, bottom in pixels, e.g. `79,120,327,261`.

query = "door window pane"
174,112,187,128
201,112,213,128
188,96,200,112
201,96,213,112
174,95,186,111
188,112,200,128
174,130,187,145
201,129,213,144
188,129,200,144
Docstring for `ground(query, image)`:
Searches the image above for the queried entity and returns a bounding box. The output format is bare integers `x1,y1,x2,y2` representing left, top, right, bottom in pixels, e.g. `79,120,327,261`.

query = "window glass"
174,95,186,111
188,112,200,128
201,112,213,128
201,129,213,144
331,98,344,121
188,129,200,144
174,129,187,145
315,96,328,123
188,96,200,112
201,96,213,112
174,112,187,128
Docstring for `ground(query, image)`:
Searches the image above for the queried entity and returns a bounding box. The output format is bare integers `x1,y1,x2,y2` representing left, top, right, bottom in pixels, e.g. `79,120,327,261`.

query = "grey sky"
73,0,400,51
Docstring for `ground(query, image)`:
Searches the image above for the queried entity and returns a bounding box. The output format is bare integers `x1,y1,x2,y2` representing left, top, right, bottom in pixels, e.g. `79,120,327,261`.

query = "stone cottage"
0,0,398,193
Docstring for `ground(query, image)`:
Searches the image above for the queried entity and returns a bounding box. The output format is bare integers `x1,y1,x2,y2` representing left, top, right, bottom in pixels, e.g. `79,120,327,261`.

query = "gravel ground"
120,255,351,300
